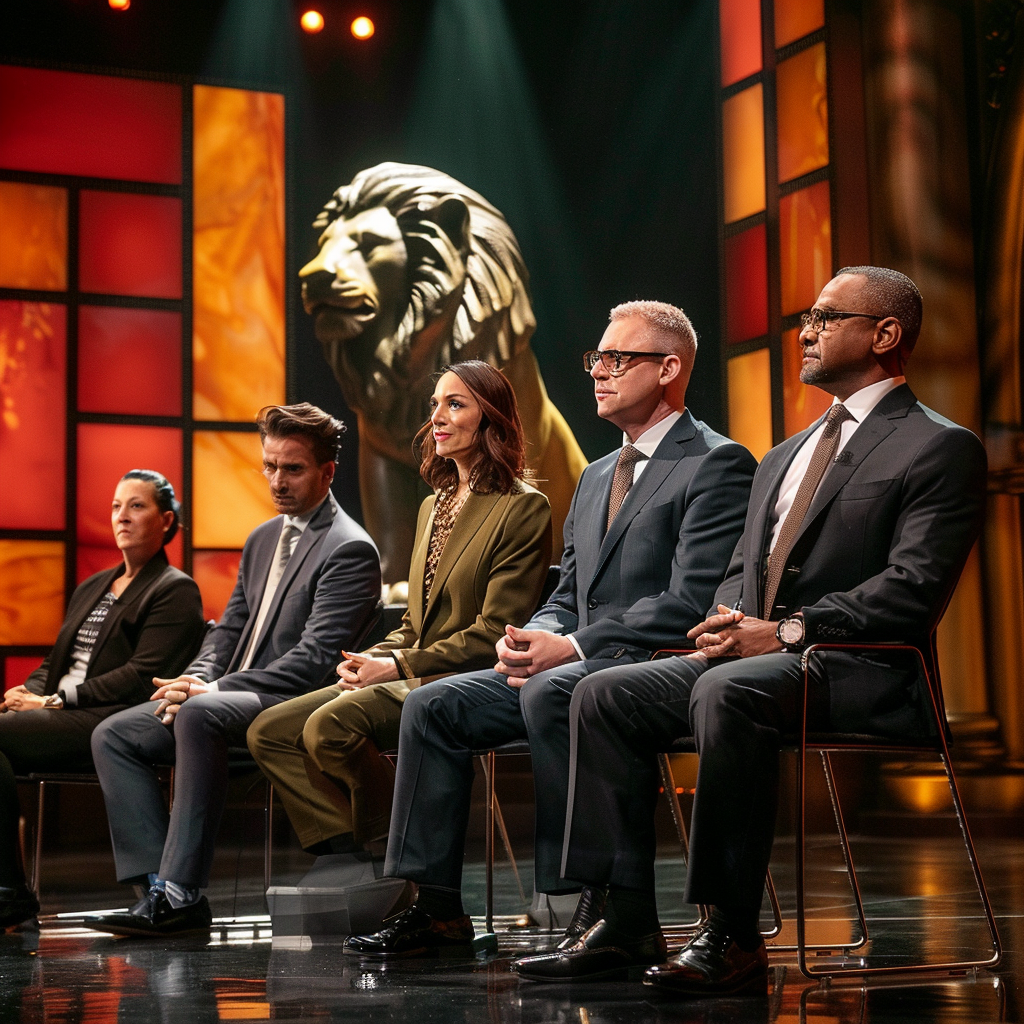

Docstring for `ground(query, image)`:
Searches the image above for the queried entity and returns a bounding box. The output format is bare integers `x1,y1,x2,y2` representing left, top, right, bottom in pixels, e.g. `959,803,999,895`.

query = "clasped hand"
494,625,577,688
686,605,783,659
150,675,209,724
0,685,47,713
336,652,399,690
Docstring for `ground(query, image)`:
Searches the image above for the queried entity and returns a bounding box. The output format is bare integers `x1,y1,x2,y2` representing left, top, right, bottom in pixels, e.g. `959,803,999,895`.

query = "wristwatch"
775,615,806,651
42,693,64,709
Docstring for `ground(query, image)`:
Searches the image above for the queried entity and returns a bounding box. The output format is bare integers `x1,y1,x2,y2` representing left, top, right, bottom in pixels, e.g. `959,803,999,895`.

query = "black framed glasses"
583,349,669,374
800,308,886,333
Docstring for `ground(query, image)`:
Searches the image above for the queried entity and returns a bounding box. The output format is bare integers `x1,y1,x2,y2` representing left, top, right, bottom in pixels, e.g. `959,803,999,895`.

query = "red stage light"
351,16,374,39
109,0,130,9
300,10,324,33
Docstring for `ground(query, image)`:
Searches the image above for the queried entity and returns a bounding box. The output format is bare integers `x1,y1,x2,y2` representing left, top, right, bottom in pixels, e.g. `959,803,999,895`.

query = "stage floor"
1,833,1022,1023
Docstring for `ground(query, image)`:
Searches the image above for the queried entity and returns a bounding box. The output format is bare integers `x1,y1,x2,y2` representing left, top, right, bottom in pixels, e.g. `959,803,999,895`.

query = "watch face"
780,618,803,645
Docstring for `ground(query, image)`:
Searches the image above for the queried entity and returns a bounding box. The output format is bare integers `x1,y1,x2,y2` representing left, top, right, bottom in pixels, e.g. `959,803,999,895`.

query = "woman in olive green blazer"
247,362,552,854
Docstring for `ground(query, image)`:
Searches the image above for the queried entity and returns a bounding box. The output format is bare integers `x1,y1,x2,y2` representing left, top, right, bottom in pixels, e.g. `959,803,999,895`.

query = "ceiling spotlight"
300,10,325,33
109,0,130,9
351,16,375,40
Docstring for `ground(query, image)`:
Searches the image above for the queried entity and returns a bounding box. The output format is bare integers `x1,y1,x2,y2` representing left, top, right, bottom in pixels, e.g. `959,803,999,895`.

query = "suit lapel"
404,497,434,636
574,457,617,593
90,553,169,661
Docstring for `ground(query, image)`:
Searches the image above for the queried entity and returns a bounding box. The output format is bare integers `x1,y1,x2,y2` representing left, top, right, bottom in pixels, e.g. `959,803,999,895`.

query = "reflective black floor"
2,834,1022,1024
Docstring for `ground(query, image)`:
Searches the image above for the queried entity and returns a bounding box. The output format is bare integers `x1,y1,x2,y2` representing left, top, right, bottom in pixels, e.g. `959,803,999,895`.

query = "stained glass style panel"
0,540,65,645
727,348,773,461
78,307,182,416
720,0,762,87
0,301,66,530
779,180,832,315
193,431,277,548
193,85,285,421
79,192,183,299
725,224,768,344
0,182,67,291
782,326,832,436
5,655,43,693
193,550,243,622
775,0,825,48
0,65,182,184
77,424,183,582
777,43,829,183
722,85,766,225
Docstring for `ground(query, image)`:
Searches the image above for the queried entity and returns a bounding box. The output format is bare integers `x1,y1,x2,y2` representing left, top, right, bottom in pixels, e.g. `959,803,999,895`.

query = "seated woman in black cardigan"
0,470,205,929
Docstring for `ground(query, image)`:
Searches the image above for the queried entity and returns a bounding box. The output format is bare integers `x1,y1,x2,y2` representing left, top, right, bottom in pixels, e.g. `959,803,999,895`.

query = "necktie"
763,403,852,616
239,522,298,671
606,444,646,531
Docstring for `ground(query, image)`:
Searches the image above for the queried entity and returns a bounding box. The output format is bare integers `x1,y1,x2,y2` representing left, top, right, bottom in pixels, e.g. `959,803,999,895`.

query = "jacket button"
588,598,599,610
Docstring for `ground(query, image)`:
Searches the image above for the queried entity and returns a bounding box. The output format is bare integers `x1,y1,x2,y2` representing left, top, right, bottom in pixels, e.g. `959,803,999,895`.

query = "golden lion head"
301,162,536,457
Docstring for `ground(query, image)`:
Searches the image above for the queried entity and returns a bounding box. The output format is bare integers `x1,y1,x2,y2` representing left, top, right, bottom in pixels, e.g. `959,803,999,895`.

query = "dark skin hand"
686,604,784,659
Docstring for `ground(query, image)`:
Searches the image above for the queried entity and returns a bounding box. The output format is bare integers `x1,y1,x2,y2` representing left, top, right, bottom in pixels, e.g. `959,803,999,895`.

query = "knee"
90,711,124,759
246,706,277,759
302,699,360,760
690,673,747,737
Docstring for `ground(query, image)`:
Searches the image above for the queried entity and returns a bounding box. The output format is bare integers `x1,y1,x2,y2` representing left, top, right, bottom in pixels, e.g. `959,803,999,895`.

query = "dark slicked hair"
415,360,527,495
256,403,347,465
120,469,181,545
836,266,923,353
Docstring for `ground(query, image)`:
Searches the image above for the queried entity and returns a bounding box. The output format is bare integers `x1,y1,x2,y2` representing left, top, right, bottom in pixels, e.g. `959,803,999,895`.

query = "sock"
413,884,464,920
710,905,762,951
161,879,201,909
603,885,659,937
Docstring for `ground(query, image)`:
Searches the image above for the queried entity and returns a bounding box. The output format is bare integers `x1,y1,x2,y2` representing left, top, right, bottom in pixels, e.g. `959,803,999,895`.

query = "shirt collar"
834,377,905,423
624,409,683,457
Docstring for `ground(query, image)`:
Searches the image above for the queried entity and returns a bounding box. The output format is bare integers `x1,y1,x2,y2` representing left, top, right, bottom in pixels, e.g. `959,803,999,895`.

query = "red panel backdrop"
79,192,182,299
725,224,769,344
0,66,182,184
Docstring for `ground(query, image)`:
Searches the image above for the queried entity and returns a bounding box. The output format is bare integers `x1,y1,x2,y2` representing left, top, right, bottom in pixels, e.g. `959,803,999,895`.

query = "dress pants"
246,680,410,849
384,659,622,895
0,705,121,885
91,691,282,887
563,652,830,910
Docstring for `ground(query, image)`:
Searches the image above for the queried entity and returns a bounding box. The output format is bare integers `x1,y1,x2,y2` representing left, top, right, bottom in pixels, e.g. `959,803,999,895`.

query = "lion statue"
300,162,588,585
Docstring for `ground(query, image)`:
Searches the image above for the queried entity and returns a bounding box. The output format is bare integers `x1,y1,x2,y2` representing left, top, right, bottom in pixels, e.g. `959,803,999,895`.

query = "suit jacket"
367,483,553,683
25,551,205,709
188,493,381,700
713,384,987,732
528,410,757,660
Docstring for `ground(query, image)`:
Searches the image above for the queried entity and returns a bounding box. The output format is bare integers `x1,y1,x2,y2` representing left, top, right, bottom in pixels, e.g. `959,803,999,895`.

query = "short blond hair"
609,300,697,359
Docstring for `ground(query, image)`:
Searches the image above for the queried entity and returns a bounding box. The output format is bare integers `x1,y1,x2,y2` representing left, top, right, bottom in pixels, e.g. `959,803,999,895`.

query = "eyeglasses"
583,349,668,375
800,308,885,333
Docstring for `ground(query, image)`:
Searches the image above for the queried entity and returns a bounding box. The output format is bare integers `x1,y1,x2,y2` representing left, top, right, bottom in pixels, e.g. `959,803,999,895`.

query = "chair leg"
657,754,707,934
32,781,45,897
264,782,274,893
483,752,495,934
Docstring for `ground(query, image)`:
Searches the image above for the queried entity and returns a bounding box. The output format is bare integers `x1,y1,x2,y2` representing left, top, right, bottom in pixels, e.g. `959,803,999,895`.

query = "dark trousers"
0,705,122,885
91,691,281,887
563,652,828,910
384,659,623,894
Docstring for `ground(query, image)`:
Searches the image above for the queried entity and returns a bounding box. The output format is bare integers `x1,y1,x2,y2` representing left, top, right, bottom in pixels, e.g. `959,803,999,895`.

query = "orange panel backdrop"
0,181,67,291
0,540,65,646
193,85,285,422
719,0,762,87
0,300,66,530
776,44,829,183
779,180,832,315
192,550,243,623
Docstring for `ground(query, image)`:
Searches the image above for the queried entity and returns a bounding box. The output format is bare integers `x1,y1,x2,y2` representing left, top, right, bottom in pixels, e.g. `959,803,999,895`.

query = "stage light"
351,16,375,40
300,10,324,33
109,0,130,9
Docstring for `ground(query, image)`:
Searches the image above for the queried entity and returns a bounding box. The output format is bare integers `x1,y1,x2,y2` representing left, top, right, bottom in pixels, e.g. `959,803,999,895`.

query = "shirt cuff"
566,634,585,661
57,681,78,707
202,679,218,692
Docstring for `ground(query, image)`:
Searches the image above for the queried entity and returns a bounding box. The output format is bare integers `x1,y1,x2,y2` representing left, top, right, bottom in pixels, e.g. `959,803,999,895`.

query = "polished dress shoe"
644,921,768,996
343,906,474,958
83,887,212,937
515,919,668,981
553,886,607,951
0,884,40,930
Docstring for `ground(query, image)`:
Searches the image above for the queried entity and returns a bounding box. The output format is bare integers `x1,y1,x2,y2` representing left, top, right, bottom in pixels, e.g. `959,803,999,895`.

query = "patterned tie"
763,403,852,616
239,522,299,671
606,444,646,532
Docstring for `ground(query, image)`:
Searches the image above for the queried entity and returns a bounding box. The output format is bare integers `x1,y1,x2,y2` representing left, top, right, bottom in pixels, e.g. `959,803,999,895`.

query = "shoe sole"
83,922,212,938
343,944,475,960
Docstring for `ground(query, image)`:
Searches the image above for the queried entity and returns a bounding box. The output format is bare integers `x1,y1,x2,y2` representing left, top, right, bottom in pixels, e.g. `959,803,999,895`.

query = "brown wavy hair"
415,361,527,495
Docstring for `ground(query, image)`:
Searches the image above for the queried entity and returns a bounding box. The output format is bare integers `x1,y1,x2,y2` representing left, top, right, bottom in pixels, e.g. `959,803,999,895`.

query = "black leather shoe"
643,921,768,996
553,886,607,951
83,887,212,937
515,919,668,981
0,884,40,930
343,906,474,959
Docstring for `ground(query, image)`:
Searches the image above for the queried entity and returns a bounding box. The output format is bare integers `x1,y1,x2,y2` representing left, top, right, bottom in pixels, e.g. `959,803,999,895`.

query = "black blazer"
25,551,206,709
528,409,757,660
187,493,381,700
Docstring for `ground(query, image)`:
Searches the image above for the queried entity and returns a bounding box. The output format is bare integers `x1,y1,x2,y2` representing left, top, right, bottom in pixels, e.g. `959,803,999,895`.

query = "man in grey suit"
344,300,757,959
515,267,988,989
86,403,381,936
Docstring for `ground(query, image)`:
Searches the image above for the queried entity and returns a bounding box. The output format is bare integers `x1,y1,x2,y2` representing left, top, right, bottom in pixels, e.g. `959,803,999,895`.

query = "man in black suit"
515,267,988,989
86,403,381,936
343,300,756,958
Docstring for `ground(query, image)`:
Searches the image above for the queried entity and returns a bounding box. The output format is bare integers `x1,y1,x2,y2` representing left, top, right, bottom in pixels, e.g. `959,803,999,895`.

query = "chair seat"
663,733,941,756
